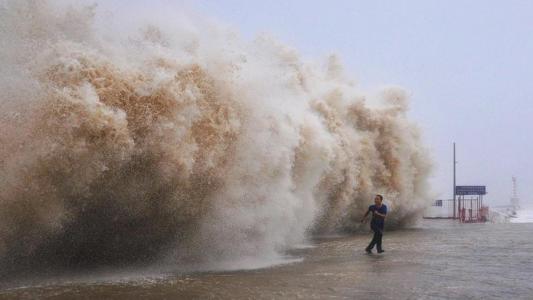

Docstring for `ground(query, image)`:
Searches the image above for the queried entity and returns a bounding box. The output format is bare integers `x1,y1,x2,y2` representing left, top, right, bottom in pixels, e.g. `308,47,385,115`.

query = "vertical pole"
471,197,474,221
476,197,478,220
457,196,459,221
481,195,484,221
460,196,463,222
453,142,456,219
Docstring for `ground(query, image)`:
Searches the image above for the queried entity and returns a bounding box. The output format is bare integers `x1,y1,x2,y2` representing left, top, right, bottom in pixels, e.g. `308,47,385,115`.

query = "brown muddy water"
1,220,532,299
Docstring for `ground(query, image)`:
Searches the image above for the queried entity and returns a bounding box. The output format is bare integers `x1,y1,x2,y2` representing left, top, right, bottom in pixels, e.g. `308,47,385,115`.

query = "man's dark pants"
366,222,383,252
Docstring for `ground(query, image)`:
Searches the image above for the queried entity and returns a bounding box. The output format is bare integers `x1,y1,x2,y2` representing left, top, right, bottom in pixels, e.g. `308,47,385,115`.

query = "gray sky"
109,0,533,206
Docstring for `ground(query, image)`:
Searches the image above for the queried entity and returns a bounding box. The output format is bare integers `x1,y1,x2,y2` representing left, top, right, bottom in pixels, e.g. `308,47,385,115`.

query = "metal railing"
425,198,488,222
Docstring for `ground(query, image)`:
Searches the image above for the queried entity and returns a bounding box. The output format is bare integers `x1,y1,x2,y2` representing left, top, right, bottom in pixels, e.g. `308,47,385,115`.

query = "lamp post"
453,142,456,219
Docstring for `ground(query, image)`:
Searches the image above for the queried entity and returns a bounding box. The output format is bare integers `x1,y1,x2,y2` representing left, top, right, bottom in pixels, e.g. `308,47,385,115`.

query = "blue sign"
455,186,486,195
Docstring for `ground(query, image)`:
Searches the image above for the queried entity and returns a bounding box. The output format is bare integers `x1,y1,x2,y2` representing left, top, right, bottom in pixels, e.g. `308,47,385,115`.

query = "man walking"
361,194,387,254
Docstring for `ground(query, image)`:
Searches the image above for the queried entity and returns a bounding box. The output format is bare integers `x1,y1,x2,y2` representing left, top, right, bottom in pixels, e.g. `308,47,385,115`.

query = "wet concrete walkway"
2,220,533,299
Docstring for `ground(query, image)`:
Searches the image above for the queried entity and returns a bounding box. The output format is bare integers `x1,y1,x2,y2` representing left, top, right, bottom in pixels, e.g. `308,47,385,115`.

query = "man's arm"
360,207,371,222
373,206,387,218
373,211,386,217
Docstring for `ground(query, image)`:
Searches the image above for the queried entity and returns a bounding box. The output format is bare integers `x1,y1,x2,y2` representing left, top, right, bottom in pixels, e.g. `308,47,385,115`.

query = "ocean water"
1,1,432,274
1,220,532,299
510,209,533,224
1,3,531,299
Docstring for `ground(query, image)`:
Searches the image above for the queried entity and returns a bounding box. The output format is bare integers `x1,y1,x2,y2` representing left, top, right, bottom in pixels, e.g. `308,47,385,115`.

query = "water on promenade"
2,220,532,299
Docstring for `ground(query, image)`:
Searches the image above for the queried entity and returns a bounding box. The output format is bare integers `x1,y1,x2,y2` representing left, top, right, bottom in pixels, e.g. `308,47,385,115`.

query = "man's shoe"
365,248,372,254
377,249,385,253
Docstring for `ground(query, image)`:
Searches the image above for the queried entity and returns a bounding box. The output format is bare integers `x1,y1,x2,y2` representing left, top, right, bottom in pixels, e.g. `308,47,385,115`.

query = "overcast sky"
107,0,533,206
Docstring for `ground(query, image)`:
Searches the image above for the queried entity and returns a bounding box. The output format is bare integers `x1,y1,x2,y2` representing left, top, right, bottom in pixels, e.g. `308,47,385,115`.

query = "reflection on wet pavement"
2,220,532,299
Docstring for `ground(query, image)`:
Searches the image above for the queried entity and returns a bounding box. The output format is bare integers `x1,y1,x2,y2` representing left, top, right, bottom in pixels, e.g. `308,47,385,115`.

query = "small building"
424,185,489,222
424,199,455,219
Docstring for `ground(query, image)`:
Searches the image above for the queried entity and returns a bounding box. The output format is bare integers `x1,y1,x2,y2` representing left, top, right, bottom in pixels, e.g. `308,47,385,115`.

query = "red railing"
459,205,489,223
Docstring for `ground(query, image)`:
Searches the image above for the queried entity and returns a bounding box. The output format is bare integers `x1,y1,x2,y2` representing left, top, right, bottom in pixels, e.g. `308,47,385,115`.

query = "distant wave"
510,209,533,223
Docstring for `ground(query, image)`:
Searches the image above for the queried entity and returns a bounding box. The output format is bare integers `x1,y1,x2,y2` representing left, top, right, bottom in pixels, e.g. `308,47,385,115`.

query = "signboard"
455,186,486,195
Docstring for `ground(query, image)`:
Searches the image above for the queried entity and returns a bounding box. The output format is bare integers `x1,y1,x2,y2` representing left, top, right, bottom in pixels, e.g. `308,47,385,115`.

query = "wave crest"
0,1,431,273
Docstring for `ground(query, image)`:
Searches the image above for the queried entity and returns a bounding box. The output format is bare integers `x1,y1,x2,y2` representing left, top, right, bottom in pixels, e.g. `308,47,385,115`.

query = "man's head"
374,194,383,206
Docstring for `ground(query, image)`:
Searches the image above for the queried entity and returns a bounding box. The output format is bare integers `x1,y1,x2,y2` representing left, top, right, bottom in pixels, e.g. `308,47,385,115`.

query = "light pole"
453,142,456,219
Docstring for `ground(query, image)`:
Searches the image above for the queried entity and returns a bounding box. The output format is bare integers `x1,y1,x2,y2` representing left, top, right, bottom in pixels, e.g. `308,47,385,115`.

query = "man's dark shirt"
368,204,387,229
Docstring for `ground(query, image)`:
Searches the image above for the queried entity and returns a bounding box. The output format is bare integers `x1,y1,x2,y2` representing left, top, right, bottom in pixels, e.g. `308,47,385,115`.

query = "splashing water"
0,1,431,275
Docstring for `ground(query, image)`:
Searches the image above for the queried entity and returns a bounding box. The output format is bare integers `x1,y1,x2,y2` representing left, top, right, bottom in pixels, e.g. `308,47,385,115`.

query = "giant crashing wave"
0,0,431,275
